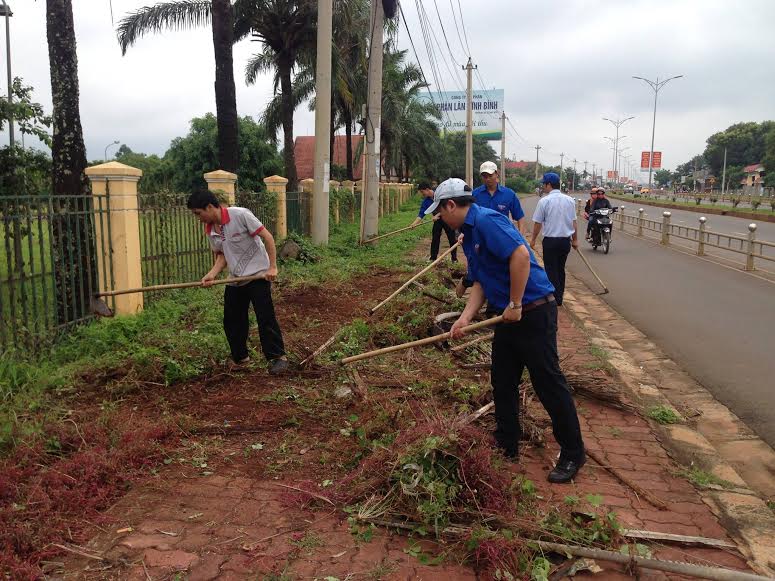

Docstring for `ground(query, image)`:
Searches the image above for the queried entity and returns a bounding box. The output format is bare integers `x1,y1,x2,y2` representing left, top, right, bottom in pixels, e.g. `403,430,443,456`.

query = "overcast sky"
4,0,775,177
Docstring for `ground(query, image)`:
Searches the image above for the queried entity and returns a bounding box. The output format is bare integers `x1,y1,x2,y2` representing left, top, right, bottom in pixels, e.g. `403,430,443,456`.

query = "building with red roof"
293,135,364,181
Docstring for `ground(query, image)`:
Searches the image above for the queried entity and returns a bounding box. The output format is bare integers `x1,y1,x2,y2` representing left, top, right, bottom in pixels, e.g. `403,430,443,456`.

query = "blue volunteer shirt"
472,184,525,221
418,196,434,218
461,204,554,311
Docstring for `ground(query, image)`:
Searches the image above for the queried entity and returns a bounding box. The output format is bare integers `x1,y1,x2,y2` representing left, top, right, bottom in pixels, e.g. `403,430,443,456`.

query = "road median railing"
576,199,775,274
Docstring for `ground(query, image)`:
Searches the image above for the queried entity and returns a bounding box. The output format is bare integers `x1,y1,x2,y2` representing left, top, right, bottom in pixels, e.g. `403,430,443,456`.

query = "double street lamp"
603,116,634,184
633,75,683,189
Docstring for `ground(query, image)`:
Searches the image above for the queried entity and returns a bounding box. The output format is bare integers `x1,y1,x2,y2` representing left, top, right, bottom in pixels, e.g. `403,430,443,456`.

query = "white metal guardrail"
575,199,775,272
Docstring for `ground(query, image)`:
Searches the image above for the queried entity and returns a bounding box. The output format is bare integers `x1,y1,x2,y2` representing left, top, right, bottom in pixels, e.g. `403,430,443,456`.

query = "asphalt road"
521,195,775,447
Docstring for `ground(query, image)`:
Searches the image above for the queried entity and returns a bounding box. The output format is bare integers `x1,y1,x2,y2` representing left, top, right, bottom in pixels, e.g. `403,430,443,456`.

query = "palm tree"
379,48,439,180
117,0,239,174
244,0,317,191
46,0,95,323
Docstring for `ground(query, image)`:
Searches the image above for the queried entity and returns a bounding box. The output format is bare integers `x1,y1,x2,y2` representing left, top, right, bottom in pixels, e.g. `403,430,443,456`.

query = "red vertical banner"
640,151,650,170
607,170,617,179
652,152,662,169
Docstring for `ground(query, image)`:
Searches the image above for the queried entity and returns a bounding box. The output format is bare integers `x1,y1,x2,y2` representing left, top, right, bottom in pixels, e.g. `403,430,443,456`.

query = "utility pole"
500,111,506,178
362,0,384,241
559,152,564,189
2,0,14,147
721,146,727,195
534,145,542,180
592,163,596,186
311,0,333,244
464,58,476,187
633,75,683,190
572,158,577,191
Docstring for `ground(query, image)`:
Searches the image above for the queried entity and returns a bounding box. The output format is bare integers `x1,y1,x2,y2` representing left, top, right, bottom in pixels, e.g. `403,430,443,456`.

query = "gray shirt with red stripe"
206,206,270,281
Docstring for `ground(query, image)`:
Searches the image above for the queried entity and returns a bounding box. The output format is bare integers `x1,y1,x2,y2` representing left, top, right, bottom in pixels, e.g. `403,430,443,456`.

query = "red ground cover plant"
0,414,174,579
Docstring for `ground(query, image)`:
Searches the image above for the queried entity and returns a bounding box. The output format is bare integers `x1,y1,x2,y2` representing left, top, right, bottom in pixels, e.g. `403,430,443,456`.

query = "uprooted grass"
330,411,621,578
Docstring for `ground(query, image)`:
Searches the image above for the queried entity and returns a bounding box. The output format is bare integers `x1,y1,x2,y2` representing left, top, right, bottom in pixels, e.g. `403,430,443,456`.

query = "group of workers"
186,159,587,484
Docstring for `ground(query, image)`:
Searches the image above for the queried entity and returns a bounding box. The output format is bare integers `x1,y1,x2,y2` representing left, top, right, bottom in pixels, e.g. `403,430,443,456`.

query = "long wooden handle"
370,241,461,314
341,315,503,365
362,220,431,244
96,274,267,297
574,248,608,292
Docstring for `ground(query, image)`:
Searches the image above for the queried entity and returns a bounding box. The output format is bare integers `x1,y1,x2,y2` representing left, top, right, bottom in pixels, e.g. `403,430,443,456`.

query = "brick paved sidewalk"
61,309,753,580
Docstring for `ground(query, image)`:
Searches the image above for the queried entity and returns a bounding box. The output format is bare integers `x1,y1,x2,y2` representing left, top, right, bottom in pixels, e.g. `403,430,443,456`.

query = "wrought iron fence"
0,192,112,351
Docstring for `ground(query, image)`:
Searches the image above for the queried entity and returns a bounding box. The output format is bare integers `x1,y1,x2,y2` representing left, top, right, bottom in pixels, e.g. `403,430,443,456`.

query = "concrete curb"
562,278,775,577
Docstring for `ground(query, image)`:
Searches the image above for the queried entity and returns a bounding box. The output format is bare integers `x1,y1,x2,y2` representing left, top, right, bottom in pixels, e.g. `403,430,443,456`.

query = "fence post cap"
620,205,625,209
638,207,644,213
748,223,757,232
85,160,143,178
263,175,289,185
329,180,341,187
699,216,707,223
203,169,237,181
663,211,672,217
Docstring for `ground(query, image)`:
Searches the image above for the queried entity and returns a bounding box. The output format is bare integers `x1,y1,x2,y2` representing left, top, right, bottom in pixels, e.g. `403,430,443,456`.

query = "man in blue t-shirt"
473,161,526,233
410,181,457,262
426,178,585,483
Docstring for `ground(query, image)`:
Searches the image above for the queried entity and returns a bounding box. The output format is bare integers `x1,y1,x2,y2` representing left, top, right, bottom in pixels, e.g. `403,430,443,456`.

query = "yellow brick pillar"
329,180,341,225
342,180,355,223
299,179,314,234
85,161,144,316
203,169,237,205
264,175,288,239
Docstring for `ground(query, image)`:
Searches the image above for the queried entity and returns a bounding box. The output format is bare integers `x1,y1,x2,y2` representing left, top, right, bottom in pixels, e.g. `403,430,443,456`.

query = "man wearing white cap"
473,161,526,233
427,178,586,483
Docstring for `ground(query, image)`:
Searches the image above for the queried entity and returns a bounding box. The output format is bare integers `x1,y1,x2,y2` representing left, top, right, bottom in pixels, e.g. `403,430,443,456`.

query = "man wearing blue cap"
530,173,578,307
427,178,585,483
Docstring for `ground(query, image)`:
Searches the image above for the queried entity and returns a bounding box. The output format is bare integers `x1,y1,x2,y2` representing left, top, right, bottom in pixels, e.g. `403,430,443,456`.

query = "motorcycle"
588,207,617,254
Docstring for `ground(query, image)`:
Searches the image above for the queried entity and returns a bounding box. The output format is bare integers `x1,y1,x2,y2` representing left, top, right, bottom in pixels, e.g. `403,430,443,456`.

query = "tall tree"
117,0,239,174
243,0,317,191
46,0,94,323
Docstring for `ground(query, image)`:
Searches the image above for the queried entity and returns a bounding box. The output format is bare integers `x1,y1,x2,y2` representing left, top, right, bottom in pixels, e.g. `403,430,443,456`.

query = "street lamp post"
603,116,634,184
633,75,683,190
1,1,13,148
104,140,120,161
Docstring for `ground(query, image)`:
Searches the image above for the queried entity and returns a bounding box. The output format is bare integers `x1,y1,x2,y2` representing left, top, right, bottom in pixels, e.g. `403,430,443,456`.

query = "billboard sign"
640,151,662,171
423,89,504,140
607,170,618,179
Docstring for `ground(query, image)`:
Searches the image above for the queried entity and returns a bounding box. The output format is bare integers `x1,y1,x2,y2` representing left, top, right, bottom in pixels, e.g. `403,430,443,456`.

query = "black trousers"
541,237,571,306
490,302,584,461
430,219,458,261
223,279,285,362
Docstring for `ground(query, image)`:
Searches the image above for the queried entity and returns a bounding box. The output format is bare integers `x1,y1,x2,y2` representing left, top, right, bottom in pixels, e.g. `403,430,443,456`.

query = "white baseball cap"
424,178,473,215
479,161,498,175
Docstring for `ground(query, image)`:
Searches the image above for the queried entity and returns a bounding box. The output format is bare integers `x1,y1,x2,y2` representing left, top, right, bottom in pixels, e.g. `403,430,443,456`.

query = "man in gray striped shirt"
188,190,288,374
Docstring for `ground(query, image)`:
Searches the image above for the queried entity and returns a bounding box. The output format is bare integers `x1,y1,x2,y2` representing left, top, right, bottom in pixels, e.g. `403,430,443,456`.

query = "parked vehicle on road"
588,207,617,254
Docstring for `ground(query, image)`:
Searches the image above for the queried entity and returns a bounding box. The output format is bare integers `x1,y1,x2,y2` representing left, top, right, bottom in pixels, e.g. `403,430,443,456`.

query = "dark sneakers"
268,358,290,375
548,455,586,483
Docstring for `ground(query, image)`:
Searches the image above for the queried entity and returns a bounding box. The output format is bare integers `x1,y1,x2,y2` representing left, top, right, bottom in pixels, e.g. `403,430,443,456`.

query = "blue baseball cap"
541,172,561,186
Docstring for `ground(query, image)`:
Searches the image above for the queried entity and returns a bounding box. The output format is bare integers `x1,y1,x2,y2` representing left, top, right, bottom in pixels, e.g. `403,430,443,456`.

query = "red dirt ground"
1,251,754,580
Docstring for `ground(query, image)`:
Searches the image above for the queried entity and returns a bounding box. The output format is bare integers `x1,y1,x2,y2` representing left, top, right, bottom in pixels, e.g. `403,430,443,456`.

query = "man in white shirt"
530,173,578,306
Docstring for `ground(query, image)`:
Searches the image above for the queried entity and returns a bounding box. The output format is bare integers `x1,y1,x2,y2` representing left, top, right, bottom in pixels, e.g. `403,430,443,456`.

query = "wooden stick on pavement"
362,220,431,245
574,247,609,294
341,315,502,365
450,332,494,353
370,241,461,314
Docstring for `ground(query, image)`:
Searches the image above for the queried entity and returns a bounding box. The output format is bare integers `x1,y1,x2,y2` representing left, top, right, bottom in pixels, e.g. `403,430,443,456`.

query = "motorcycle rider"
586,188,612,242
